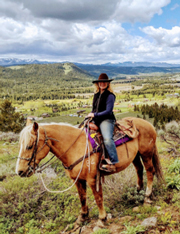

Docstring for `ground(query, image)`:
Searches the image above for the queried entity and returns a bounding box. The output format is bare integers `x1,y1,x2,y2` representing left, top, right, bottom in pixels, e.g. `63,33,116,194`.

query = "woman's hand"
86,113,94,118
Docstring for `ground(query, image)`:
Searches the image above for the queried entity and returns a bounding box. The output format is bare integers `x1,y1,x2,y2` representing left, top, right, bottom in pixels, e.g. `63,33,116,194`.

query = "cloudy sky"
1,0,180,64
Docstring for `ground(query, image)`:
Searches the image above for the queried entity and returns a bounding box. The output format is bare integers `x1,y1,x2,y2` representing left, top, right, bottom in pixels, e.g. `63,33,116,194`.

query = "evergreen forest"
0,63,94,101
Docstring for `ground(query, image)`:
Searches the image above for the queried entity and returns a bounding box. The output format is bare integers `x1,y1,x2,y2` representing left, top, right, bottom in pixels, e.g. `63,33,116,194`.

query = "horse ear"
26,118,32,126
33,122,39,133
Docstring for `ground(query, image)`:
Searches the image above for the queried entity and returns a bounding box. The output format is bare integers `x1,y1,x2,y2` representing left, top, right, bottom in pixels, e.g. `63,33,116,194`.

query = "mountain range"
0,58,51,66
1,58,180,77
1,58,180,67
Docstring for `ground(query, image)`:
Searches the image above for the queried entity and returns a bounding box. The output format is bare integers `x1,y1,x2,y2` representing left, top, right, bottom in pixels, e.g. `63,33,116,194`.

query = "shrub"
166,158,180,190
0,100,25,133
0,175,80,233
166,174,180,190
168,158,180,174
121,223,145,234
0,131,19,142
158,121,180,157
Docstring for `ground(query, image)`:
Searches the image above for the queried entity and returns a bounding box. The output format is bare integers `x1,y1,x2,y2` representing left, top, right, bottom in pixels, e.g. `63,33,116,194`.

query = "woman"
87,73,119,172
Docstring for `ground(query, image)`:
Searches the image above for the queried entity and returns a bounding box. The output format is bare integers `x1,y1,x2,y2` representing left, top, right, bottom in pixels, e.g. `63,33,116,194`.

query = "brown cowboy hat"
92,73,114,83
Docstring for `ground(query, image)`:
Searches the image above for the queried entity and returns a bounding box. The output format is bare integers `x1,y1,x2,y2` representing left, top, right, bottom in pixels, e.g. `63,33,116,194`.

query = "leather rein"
18,120,97,174
18,127,59,174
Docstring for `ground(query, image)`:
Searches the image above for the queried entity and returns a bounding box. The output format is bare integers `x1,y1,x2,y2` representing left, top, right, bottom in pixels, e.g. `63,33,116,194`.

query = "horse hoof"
76,216,85,225
76,214,90,225
97,219,105,228
102,216,107,222
144,197,153,204
137,185,143,192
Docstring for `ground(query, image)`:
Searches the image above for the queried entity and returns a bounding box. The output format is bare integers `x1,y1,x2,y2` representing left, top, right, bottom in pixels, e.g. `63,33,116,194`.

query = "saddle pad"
87,128,132,151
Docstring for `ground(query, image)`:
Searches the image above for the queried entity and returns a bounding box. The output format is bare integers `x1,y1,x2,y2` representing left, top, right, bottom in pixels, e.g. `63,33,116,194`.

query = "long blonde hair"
94,82,114,94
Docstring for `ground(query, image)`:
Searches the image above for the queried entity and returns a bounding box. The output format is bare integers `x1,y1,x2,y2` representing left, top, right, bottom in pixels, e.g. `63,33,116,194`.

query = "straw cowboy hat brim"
92,73,114,83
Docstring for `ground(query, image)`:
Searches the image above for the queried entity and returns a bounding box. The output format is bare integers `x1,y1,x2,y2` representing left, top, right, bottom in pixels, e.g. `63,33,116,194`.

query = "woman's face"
98,82,109,91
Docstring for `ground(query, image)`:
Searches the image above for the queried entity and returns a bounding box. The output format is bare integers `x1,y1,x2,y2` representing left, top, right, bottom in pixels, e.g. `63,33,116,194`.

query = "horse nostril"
18,171,24,176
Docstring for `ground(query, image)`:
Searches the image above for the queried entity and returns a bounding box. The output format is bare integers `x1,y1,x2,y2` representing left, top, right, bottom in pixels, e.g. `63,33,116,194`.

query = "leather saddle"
87,121,126,172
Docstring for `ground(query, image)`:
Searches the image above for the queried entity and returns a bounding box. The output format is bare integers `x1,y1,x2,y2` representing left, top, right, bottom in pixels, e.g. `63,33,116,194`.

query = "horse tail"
152,143,164,182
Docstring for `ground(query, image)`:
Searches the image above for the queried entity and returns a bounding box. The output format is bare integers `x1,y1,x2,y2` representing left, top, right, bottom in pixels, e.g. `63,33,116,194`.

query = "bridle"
18,127,59,175
18,118,94,176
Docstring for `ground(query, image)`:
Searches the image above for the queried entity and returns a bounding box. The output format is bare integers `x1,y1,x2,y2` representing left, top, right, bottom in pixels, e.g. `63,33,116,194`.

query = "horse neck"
42,124,86,166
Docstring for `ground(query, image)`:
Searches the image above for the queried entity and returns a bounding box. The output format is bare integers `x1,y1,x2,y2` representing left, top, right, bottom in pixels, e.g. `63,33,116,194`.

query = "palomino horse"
16,117,163,222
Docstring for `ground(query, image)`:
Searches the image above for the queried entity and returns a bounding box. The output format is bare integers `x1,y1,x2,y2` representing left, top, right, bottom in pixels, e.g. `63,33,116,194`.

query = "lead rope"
37,120,91,193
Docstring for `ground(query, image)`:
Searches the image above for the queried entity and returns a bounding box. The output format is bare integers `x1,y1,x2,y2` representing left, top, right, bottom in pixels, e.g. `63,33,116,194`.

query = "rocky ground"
62,202,180,234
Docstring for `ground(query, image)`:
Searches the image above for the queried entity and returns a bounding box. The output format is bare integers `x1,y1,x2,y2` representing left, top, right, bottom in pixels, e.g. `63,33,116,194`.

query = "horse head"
16,121,51,177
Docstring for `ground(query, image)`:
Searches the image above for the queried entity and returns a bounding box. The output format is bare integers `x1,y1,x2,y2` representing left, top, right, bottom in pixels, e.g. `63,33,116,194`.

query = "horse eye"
26,145,33,150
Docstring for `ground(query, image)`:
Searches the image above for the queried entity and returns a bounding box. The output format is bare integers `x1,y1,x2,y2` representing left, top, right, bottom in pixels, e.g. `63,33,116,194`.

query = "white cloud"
113,0,171,23
140,26,180,47
0,0,178,63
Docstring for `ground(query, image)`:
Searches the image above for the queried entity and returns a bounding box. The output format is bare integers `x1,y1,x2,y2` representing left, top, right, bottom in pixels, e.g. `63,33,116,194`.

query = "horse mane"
19,124,37,151
19,122,78,150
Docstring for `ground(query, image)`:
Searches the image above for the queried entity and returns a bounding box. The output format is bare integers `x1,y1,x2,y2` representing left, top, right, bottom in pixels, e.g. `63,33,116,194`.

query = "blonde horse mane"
19,122,78,151
19,124,36,151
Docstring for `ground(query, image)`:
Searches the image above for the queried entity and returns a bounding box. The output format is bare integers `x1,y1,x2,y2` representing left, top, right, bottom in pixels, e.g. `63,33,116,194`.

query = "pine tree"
0,100,25,133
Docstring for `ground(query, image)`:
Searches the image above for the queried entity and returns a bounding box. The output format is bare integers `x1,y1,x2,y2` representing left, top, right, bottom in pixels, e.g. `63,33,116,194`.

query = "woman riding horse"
16,117,164,224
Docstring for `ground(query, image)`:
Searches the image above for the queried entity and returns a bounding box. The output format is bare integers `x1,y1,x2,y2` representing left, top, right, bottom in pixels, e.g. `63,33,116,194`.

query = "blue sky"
0,0,180,64
123,1,179,36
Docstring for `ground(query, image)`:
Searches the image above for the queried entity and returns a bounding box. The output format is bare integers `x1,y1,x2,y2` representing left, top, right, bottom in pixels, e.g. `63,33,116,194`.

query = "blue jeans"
99,119,119,164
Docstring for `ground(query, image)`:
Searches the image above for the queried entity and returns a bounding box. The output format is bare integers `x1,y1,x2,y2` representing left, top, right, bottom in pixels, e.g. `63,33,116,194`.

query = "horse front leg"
87,178,106,221
75,179,89,224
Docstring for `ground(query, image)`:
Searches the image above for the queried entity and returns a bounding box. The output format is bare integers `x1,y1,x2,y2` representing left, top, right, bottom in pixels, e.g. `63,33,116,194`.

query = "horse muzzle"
17,167,34,177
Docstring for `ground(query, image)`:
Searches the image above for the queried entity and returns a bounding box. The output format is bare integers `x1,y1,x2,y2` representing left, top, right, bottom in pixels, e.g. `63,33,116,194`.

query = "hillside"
0,63,94,101
0,62,94,81
1,61,180,102
2,58,180,78
75,64,180,77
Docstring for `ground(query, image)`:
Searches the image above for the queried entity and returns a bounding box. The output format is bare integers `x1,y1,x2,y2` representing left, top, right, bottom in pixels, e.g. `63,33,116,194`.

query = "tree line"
134,102,180,129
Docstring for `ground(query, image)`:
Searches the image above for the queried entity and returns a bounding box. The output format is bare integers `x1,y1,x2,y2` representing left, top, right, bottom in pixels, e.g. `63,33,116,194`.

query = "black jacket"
92,89,116,126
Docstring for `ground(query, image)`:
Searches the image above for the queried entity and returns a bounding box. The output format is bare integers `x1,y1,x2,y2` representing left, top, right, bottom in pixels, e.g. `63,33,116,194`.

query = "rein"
19,119,91,173
18,127,59,173
36,122,88,173
38,119,96,194
19,119,97,193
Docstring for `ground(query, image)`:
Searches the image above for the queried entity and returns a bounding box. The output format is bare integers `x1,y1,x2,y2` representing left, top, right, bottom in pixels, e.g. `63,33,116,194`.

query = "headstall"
18,127,59,174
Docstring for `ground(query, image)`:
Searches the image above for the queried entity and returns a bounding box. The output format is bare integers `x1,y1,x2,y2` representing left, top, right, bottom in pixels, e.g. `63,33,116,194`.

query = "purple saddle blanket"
87,128,132,151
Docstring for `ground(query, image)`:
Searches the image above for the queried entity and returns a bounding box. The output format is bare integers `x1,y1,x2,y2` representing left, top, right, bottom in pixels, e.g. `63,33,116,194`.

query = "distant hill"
0,62,94,81
74,63,180,78
1,58,180,78
0,63,94,101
